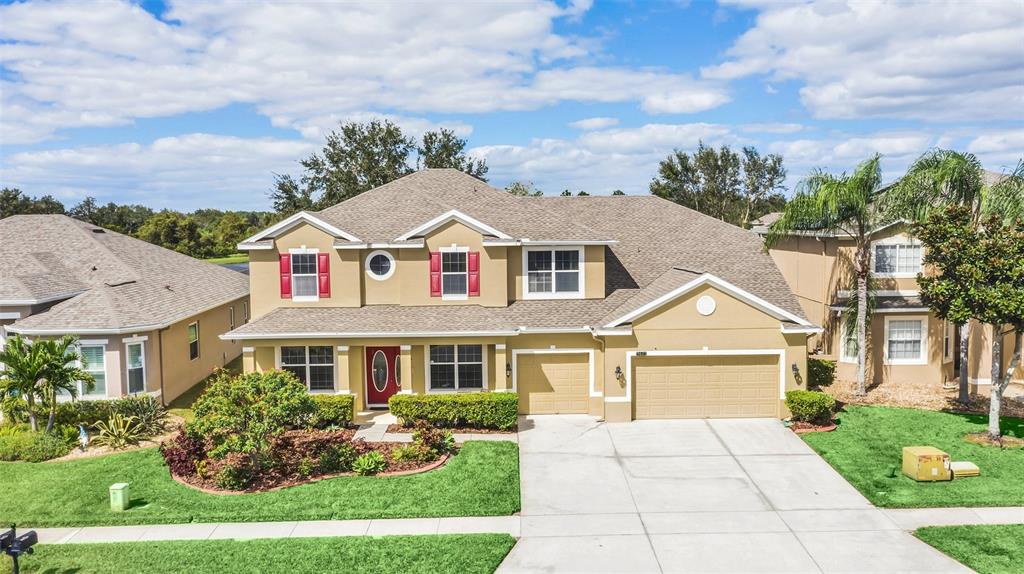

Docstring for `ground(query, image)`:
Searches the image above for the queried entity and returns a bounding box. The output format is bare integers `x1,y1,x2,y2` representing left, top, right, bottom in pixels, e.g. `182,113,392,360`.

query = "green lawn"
202,253,248,265
916,524,1024,574
0,534,516,574
802,405,1024,508
0,442,519,527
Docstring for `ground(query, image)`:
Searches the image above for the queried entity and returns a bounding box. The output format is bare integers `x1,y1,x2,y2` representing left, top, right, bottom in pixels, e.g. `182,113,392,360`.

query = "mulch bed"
790,421,837,434
385,424,515,435
825,378,1024,419
963,432,1024,449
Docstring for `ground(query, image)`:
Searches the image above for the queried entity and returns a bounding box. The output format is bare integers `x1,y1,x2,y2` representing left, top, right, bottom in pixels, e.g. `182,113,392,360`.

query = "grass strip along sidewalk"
801,405,1024,508
0,442,519,527
0,534,516,574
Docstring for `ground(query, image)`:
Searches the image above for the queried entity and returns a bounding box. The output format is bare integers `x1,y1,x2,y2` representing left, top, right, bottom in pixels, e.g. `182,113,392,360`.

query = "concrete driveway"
499,416,971,574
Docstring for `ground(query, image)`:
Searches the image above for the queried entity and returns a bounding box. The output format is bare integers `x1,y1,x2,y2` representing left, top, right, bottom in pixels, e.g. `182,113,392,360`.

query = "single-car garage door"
517,353,589,414
634,355,779,419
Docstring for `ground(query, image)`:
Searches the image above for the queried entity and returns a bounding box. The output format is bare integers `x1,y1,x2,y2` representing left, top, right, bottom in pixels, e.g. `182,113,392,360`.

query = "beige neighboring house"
0,215,250,404
753,208,1024,390
224,169,819,422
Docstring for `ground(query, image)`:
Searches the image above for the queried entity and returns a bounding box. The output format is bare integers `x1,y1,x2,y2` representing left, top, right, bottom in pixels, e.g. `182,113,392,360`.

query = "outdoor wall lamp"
506,363,512,378
791,363,799,374
614,366,624,383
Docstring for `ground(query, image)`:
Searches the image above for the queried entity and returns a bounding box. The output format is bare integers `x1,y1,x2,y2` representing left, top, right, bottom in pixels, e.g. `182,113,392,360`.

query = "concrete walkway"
500,416,1000,574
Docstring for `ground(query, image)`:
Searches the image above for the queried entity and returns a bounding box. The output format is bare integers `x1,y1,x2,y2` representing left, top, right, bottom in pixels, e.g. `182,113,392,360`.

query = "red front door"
366,346,401,407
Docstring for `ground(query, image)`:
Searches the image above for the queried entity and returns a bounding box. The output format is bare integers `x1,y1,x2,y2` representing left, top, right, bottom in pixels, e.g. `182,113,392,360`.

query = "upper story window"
442,250,467,298
280,249,330,301
291,253,319,297
524,247,584,299
430,247,479,299
873,242,922,276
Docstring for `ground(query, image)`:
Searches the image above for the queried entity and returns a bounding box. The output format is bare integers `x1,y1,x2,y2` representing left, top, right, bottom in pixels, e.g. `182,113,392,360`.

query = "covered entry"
633,352,781,419
515,351,591,414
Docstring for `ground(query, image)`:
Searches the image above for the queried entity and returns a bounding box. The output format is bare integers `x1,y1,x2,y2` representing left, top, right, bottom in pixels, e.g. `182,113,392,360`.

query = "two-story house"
224,169,818,422
0,215,250,404
755,215,1024,390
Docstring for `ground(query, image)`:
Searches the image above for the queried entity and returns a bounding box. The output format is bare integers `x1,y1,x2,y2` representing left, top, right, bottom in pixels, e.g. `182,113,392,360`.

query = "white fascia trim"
219,330,519,341
609,348,788,403
0,312,22,320
593,328,634,336
240,211,361,245
394,209,512,241
0,290,88,306
123,335,149,344
837,289,919,298
522,239,618,246
517,326,591,334
604,273,811,328
512,348,600,397
237,241,274,250
781,325,824,334
334,241,426,250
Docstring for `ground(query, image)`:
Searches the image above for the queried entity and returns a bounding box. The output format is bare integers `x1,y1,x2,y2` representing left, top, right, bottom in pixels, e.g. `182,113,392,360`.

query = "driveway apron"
499,415,971,573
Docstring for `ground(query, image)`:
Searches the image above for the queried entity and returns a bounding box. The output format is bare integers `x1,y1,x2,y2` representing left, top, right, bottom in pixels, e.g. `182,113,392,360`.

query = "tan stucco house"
754,216,1024,389
225,169,818,422
0,214,249,404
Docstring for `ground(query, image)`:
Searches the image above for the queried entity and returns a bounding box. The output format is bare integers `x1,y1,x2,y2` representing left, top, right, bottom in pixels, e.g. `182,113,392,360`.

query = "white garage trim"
511,348,599,397
605,348,787,403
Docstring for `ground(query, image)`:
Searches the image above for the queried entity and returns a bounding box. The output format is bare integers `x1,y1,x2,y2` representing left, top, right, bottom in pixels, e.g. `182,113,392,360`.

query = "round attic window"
365,250,395,280
696,295,717,316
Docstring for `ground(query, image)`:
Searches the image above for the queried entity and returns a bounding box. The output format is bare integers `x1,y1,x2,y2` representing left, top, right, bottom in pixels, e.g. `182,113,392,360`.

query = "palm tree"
766,155,887,396
34,335,93,433
886,150,1024,403
0,334,49,431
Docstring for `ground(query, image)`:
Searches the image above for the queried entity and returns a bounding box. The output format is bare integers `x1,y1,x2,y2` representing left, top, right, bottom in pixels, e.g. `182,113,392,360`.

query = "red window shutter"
317,252,331,298
429,251,441,297
468,251,480,297
279,253,291,299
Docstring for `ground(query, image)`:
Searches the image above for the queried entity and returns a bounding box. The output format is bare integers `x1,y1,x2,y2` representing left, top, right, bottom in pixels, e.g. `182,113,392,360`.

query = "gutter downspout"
157,326,169,407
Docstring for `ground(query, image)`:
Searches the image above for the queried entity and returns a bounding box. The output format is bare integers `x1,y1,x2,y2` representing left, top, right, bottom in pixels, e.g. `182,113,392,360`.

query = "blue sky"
1,0,1021,210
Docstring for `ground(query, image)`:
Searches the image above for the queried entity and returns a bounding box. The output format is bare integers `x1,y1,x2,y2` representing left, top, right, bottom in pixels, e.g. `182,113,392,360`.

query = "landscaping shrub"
352,451,388,476
91,414,145,450
309,394,354,428
49,395,167,435
808,358,837,389
319,442,358,474
159,426,207,477
0,429,73,462
391,443,435,463
214,453,256,490
388,392,518,430
412,421,455,456
189,370,316,459
785,390,836,425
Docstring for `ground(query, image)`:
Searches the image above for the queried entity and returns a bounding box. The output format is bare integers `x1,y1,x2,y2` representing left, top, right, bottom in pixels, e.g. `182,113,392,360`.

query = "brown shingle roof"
1,215,248,333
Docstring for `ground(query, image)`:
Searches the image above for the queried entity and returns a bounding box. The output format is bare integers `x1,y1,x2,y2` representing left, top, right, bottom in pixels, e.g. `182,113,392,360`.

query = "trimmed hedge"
0,429,74,462
808,358,837,389
785,390,836,425
310,394,355,428
389,393,519,430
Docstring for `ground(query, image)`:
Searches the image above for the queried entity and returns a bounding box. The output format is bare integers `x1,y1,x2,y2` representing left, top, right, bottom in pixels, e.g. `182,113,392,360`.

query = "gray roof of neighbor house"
829,295,928,312
0,215,248,334
226,169,812,338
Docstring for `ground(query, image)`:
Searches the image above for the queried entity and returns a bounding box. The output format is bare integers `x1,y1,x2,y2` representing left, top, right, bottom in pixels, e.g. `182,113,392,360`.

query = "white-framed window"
187,321,200,361
126,341,146,394
290,249,319,300
242,301,249,323
229,307,235,330
428,344,484,391
78,343,106,397
523,247,584,299
365,250,396,281
873,240,922,276
943,320,955,363
280,345,335,392
884,315,928,365
441,247,468,300
839,320,859,364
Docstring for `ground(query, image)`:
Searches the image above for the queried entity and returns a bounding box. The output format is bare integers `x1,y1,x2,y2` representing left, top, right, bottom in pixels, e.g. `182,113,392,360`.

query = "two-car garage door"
634,355,780,419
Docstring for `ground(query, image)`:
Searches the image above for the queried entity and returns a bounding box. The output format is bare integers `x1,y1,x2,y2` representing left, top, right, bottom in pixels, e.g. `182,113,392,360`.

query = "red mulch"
385,424,515,435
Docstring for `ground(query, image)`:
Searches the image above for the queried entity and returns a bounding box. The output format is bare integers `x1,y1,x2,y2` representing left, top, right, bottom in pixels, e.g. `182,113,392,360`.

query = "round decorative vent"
696,295,717,316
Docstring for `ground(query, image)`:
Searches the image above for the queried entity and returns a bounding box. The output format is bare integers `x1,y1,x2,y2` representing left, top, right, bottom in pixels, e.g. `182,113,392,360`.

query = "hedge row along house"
0,215,249,403
225,169,819,421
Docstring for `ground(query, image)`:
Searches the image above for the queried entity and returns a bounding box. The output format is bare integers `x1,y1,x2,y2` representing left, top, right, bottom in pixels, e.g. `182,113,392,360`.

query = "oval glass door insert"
372,350,388,392
395,356,402,389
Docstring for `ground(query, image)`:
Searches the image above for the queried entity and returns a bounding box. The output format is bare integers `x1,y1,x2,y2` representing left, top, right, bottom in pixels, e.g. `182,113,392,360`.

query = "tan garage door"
634,355,779,419
517,353,589,414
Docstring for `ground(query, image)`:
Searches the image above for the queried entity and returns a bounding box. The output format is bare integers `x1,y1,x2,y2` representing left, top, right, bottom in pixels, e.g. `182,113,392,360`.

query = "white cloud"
568,117,620,130
0,0,728,144
704,1,1024,121
739,123,804,134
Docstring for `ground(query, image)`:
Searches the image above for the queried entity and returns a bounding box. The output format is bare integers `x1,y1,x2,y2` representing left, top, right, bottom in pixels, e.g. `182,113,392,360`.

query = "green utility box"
110,483,130,512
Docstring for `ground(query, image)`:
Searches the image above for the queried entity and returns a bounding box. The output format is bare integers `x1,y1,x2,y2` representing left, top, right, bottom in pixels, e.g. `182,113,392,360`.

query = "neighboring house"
753,210,1024,389
0,215,250,404
225,169,818,422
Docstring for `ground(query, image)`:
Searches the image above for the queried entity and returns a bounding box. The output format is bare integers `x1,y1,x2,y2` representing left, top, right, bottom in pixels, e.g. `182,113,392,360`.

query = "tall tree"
506,181,543,197
69,197,153,234
271,119,415,214
418,128,488,180
137,211,211,258
650,143,785,226
916,207,1024,439
35,335,93,433
767,155,888,396
0,334,48,432
1,187,66,219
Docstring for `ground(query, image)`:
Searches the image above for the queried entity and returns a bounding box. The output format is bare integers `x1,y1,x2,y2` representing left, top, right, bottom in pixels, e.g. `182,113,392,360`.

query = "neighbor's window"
429,344,483,391
441,251,468,298
943,320,953,362
526,248,582,296
80,345,106,396
291,253,318,298
242,301,249,323
281,345,335,392
840,325,858,363
188,322,200,361
126,342,146,393
887,318,925,363
229,307,235,330
874,243,922,275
